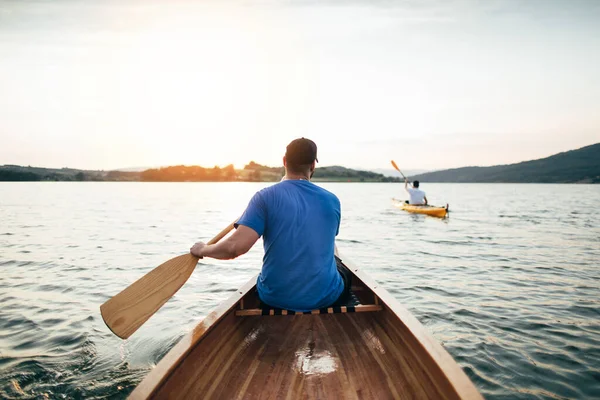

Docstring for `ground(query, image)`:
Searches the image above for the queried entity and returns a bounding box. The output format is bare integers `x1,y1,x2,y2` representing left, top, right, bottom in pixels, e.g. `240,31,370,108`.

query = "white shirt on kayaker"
407,188,426,205
404,179,428,205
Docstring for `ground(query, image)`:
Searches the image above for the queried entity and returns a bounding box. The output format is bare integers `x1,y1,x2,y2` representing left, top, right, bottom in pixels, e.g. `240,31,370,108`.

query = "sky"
0,0,599,171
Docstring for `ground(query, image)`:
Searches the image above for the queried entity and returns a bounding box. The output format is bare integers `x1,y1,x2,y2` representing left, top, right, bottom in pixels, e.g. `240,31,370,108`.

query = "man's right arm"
190,191,266,260
191,226,259,260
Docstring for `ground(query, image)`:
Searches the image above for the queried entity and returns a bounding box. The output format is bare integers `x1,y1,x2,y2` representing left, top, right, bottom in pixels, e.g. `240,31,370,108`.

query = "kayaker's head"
283,138,318,180
413,180,420,188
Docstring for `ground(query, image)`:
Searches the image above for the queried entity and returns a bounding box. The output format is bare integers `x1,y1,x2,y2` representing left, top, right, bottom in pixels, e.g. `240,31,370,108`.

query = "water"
1,182,599,399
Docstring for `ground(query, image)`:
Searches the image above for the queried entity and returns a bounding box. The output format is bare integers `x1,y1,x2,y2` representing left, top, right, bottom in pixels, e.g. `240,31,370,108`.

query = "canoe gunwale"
128,275,259,400
339,254,482,400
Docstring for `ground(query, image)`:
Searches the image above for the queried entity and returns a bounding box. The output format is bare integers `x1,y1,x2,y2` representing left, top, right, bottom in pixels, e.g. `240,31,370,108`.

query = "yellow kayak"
392,198,449,218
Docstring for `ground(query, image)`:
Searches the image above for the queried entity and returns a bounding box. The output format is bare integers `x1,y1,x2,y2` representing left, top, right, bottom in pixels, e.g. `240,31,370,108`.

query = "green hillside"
0,165,107,181
0,163,398,183
410,143,600,183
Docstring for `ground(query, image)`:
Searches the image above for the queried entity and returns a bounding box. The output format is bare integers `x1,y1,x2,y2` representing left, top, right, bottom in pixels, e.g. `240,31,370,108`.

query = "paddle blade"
391,160,408,180
100,254,200,339
101,221,236,339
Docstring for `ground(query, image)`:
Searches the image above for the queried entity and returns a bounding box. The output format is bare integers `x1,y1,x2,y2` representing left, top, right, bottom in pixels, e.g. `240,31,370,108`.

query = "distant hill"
4,143,597,183
313,166,400,182
0,165,108,181
369,168,430,178
410,143,600,183
0,163,399,183
240,162,400,182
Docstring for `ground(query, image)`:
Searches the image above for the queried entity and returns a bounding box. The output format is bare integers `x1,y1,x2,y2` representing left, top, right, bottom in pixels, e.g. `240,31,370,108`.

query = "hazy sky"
1,0,599,170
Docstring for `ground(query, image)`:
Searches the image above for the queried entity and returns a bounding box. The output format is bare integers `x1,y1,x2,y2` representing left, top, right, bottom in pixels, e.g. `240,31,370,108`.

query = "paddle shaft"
206,221,237,246
391,160,413,187
100,220,236,339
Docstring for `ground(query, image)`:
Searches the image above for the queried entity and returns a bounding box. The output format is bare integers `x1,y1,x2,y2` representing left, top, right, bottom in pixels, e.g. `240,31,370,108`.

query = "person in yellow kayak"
405,178,428,205
190,138,351,312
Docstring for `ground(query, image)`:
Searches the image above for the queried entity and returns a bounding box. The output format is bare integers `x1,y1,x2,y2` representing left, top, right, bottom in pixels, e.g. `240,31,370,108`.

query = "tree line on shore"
3,142,597,183
0,163,400,183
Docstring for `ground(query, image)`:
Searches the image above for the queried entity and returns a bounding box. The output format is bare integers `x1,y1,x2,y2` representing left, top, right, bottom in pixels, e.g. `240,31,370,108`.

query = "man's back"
407,187,427,205
237,179,343,311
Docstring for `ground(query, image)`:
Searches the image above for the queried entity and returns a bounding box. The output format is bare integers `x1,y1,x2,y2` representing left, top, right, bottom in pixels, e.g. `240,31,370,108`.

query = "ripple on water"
1,182,599,399
0,327,147,399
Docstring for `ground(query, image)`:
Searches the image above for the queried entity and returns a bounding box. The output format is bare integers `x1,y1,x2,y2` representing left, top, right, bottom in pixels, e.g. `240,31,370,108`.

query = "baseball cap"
285,138,318,165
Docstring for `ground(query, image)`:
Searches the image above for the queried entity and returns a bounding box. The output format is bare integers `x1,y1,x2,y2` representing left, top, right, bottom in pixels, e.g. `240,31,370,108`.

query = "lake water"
1,182,599,399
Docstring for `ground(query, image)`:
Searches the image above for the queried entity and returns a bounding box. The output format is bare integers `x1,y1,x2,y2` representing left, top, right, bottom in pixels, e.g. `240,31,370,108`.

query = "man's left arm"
191,225,259,260
335,197,341,236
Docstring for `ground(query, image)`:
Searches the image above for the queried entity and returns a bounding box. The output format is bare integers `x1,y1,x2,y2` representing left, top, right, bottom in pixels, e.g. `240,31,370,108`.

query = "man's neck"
283,172,310,181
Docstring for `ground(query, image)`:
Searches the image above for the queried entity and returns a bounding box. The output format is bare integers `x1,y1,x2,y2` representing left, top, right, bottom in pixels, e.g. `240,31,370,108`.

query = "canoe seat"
235,291,382,316
235,304,382,316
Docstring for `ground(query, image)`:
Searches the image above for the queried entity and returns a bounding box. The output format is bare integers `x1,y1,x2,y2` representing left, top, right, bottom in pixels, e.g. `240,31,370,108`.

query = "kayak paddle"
391,160,414,188
100,221,236,339
390,160,408,180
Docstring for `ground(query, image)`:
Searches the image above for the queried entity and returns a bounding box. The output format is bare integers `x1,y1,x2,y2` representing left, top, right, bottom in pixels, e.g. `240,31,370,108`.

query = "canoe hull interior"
129,254,480,400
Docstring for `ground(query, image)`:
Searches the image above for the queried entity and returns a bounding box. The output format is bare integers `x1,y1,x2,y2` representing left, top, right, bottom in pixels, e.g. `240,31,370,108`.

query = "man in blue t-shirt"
190,138,350,311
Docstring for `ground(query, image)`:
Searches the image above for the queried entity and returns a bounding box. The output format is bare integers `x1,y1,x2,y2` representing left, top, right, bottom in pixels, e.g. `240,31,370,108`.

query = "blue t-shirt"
236,180,343,311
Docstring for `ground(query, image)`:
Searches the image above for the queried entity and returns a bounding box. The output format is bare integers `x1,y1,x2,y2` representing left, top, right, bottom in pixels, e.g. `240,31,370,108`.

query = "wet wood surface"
155,312,448,399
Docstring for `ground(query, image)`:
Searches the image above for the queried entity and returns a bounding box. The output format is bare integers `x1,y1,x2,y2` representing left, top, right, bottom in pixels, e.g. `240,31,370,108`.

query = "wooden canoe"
392,198,449,218
129,252,481,399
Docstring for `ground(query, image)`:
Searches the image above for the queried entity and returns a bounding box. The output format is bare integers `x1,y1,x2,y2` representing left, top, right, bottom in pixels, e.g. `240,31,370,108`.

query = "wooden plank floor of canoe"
151,311,455,399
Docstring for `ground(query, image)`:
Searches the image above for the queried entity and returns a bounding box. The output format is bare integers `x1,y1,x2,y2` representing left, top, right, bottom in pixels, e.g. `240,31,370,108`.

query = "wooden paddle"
100,221,236,339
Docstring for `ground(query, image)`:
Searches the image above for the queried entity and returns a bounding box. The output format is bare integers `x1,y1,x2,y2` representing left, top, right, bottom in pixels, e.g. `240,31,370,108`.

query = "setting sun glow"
1,1,599,170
